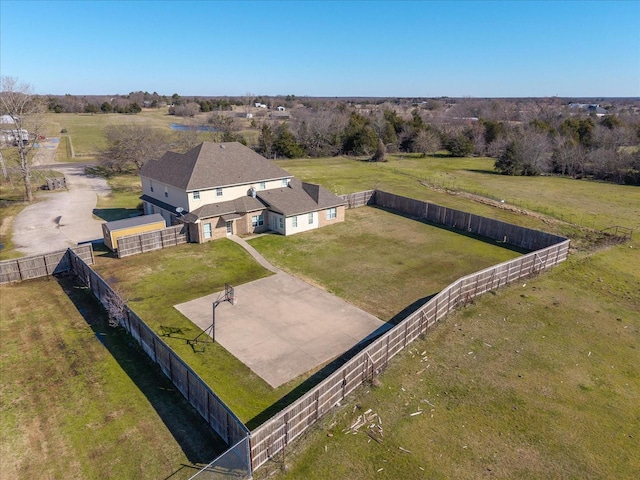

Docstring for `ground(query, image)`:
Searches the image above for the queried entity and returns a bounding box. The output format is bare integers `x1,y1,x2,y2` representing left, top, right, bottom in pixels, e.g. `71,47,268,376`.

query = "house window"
252,214,264,227
259,182,266,190
164,189,168,198
327,207,337,219
150,180,154,192
216,187,223,197
193,190,200,200
279,217,284,229
281,178,288,187
308,212,314,224
203,223,212,239
292,216,298,228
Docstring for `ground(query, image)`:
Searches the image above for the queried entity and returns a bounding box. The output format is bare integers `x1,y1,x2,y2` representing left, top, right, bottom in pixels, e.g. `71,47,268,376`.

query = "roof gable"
140,142,293,191
258,179,345,216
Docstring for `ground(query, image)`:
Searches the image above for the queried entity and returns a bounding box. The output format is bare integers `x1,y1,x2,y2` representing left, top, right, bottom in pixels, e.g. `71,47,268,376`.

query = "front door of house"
226,221,233,235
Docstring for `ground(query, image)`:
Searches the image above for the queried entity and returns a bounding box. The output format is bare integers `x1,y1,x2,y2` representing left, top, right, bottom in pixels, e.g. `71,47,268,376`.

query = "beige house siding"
141,176,189,216
187,179,289,210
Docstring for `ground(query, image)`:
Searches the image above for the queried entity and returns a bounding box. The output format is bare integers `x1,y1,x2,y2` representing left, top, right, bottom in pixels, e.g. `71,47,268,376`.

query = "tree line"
250,103,640,185
95,100,640,185
3,75,639,206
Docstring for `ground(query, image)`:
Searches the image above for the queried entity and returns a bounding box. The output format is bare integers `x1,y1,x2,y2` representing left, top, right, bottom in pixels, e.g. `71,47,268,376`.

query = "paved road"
11,139,111,255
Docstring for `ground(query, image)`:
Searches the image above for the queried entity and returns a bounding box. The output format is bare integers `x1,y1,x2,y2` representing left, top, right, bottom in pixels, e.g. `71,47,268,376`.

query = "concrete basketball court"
175,272,386,388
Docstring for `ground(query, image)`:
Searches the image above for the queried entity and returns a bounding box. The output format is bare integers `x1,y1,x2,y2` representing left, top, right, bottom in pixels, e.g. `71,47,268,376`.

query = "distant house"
139,142,346,241
568,103,607,117
271,112,291,120
276,106,286,111
254,103,268,109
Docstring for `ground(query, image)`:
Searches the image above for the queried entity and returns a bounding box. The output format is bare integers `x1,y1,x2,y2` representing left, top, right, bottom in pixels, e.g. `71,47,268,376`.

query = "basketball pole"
188,284,234,351
212,300,216,343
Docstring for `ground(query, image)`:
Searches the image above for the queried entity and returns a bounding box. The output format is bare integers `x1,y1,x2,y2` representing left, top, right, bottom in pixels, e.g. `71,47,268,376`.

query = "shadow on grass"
88,240,118,259
373,205,531,255
245,294,435,430
55,274,228,466
463,168,501,175
388,293,437,325
93,207,142,222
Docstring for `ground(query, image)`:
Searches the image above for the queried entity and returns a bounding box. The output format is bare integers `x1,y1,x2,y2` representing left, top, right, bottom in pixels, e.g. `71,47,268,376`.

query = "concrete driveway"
10,139,111,255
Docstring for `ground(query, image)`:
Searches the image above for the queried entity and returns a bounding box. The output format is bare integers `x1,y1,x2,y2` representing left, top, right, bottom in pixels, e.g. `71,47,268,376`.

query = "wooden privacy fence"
117,224,189,258
340,189,376,209
67,250,250,456
249,191,570,470
374,190,566,251
0,244,94,284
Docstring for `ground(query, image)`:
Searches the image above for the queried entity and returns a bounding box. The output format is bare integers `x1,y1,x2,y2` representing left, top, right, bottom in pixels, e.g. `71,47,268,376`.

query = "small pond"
170,123,218,132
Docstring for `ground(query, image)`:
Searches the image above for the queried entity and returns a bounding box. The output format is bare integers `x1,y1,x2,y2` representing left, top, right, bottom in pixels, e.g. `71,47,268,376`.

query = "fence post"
385,336,390,366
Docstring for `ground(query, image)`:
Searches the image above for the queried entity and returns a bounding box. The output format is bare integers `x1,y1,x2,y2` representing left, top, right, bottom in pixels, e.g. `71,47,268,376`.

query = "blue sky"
1,0,638,97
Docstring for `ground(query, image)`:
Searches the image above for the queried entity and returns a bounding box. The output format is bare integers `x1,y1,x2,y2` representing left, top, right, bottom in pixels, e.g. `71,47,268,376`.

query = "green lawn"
92,173,143,223
0,276,227,480
3,118,640,479
276,155,640,235
248,207,521,321
45,109,178,159
92,208,517,424
258,243,640,479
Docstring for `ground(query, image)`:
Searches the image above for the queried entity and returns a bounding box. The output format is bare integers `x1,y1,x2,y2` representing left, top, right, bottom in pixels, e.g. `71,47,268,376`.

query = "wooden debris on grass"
343,408,384,443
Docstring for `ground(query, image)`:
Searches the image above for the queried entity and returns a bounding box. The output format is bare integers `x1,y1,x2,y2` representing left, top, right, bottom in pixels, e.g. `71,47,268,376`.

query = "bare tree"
172,126,201,152
170,102,201,117
551,136,586,177
102,287,128,328
99,124,169,172
412,129,441,156
207,113,236,142
0,76,47,201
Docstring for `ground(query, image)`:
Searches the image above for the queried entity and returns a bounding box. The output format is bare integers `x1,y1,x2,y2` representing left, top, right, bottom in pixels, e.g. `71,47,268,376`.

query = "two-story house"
139,141,346,242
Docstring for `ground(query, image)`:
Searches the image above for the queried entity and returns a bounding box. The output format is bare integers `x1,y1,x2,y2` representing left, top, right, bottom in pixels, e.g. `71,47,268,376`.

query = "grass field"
2,118,639,478
45,109,178,159
91,207,516,425
44,109,259,160
248,208,521,321
275,154,640,235
239,156,640,480
256,243,640,479
92,174,143,223
0,276,227,480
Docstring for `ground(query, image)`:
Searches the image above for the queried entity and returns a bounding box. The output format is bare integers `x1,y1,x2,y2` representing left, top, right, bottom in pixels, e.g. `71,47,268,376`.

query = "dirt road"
11,138,111,255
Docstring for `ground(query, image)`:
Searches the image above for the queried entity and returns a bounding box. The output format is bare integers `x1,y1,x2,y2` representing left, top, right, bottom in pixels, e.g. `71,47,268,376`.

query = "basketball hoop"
188,283,237,352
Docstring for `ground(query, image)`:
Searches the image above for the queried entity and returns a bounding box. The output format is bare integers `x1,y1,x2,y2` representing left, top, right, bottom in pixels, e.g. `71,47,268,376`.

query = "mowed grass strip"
260,243,640,480
249,207,521,321
0,276,226,480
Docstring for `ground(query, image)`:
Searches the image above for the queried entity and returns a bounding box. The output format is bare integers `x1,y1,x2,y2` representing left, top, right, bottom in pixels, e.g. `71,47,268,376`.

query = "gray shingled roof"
140,141,293,191
257,178,346,216
189,196,266,220
104,213,165,231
